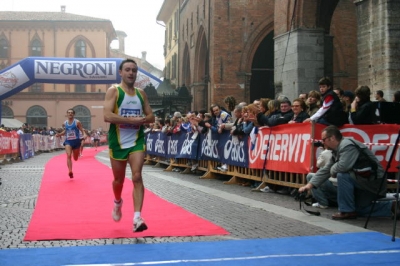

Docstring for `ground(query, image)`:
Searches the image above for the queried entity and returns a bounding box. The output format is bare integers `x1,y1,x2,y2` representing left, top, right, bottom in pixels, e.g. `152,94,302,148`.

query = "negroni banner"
0,57,162,100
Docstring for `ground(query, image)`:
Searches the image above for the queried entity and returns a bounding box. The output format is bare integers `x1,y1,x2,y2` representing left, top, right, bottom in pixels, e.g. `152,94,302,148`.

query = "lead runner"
103,59,154,232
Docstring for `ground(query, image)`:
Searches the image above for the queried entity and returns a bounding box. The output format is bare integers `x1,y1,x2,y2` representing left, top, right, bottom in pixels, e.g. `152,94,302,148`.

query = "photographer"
299,125,394,220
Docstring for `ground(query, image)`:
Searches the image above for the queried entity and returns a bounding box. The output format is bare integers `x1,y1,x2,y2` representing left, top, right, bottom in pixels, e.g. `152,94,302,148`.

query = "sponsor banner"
0,64,31,99
249,123,312,173
314,124,400,172
143,124,399,174
176,132,200,160
200,131,221,162
34,59,118,81
19,134,34,160
217,130,249,168
146,131,168,157
0,131,19,155
0,57,162,100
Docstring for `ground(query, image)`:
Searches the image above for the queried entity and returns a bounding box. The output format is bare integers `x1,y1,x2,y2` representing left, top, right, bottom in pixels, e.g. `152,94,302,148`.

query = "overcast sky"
2,0,166,70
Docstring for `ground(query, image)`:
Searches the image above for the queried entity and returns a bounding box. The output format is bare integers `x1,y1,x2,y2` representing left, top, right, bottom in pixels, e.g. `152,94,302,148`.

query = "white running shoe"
312,202,328,209
191,164,198,171
133,217,148,232
260,186,270,193
217,164,228,172
112,199,123,222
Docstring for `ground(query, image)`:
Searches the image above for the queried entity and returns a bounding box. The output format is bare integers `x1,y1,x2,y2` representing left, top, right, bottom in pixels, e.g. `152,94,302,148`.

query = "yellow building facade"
0,10,162,132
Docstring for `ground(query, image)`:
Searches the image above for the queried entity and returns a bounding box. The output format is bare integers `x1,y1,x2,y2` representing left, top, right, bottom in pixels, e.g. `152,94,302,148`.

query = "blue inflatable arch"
0,57,162,122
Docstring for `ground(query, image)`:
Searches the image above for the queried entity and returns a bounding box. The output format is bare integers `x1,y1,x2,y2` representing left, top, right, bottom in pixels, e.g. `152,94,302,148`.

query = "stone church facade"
159,0,400,111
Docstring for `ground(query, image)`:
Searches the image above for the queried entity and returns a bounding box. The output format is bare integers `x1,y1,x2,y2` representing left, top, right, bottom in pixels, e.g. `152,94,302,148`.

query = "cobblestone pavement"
1,148,399,249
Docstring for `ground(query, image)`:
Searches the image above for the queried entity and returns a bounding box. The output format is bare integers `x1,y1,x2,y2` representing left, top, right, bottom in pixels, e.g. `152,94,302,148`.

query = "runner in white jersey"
103,59,154,232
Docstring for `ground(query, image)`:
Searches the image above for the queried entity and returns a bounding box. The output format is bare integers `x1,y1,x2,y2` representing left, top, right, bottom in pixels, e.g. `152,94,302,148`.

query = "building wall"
171,0,362,110
1,19,113,131
356,0,400,100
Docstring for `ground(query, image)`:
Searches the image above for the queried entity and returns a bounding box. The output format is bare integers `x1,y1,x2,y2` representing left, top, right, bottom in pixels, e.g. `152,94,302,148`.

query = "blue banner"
176,132,200,160
19,134,34,160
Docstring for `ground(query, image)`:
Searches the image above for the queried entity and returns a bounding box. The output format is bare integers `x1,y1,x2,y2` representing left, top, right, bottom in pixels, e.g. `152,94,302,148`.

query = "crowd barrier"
145,123,400,190
0,132,108,164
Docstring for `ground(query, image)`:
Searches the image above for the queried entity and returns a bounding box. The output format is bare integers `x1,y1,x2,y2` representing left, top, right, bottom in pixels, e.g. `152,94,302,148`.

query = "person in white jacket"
306,143,337,209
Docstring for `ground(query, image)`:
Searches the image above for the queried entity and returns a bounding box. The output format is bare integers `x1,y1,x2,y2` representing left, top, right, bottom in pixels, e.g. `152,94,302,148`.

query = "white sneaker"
312,202,328,209
191,164,198,171
217,164,228,172
112,199,123,222
133,217,148,232
260,186,270,193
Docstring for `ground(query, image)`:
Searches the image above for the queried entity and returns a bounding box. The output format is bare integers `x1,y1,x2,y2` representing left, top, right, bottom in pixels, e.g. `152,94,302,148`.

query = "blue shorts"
64,139,81,150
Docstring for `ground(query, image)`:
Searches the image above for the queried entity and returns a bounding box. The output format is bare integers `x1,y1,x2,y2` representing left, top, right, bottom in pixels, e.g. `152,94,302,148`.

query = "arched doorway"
1,105,13,118
73,105,91,130
250,31,274,101
26,105,47,129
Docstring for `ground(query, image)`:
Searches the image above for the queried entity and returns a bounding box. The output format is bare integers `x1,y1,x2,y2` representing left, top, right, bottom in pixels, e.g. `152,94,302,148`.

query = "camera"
295,191,308,201
313,141,324,148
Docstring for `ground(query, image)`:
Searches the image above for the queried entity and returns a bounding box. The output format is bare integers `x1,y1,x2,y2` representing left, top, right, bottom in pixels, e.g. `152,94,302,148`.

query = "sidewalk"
0,148,399,249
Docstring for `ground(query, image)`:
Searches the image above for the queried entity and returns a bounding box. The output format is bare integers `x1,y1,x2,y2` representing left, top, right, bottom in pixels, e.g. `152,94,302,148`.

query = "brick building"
0,8,162,131
158,0,400,111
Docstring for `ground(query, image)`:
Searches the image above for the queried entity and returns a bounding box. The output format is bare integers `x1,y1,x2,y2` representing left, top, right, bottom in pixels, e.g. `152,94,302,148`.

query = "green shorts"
109,137,145,161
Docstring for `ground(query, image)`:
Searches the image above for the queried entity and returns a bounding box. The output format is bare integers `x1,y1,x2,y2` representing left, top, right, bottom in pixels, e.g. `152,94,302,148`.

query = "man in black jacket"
257,99,293,127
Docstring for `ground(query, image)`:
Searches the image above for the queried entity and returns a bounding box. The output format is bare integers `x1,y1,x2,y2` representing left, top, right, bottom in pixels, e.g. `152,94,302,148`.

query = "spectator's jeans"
307,173,337,206
336,172,392,217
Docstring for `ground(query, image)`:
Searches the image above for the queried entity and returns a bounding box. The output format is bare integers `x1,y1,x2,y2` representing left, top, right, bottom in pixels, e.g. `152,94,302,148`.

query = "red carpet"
24,147,229,240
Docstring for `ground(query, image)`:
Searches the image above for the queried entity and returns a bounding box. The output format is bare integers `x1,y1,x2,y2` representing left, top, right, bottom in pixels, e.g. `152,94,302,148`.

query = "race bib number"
120,108,141,129
66,129,77,140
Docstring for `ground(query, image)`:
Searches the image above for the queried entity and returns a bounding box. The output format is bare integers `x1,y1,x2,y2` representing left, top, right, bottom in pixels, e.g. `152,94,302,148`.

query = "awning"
1,118,24,128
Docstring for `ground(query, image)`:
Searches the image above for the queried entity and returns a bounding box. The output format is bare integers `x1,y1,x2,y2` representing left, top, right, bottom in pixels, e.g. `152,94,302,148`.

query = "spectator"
288,98,310,123
393,91,400,103
161,118,172,136
225,105,246,138
240,105,255,135
299,125,393,220
257,99,293,127
207,104,232,134
333,87,344,99
350,85,378,125
253,99,261,109
343,90,355,112
306,90,321,116
259,98,271,115
299,93,308,102
374,90,386,102
265,99,280,118
17,127,24,135
223,96,237,120
171,112,183,134
303,77,348,126
306,144,336,209
207,104,232,172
